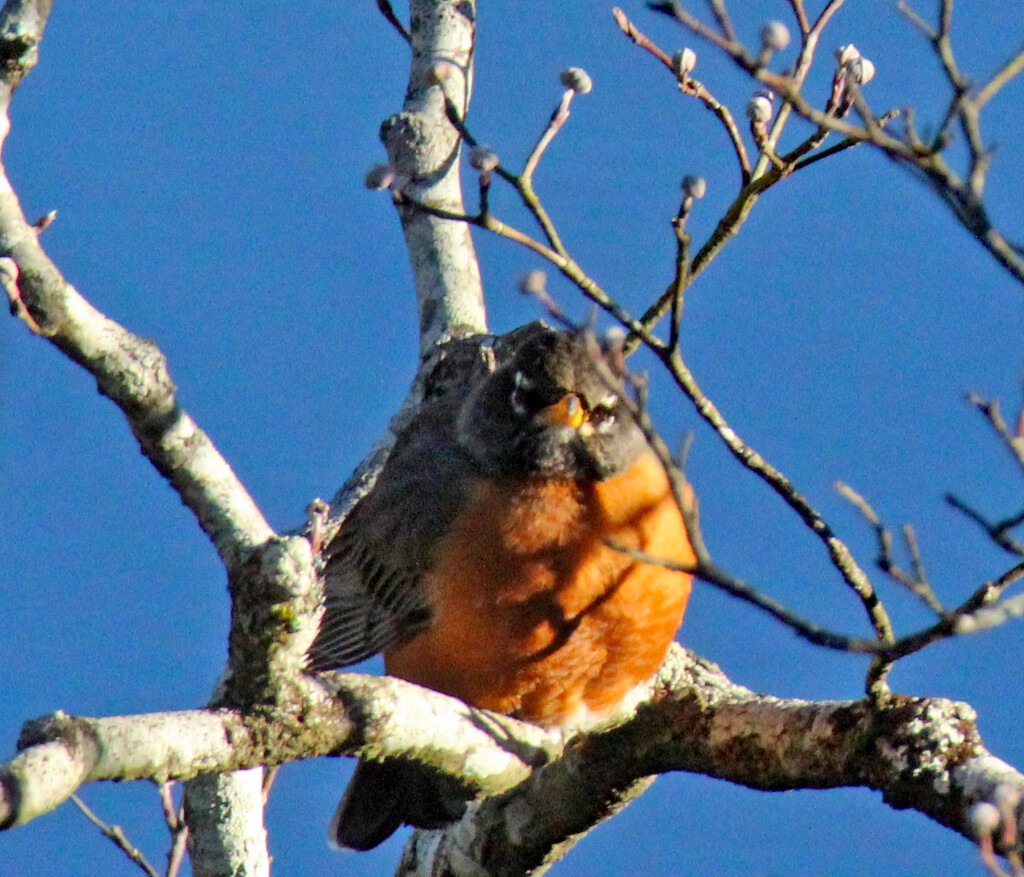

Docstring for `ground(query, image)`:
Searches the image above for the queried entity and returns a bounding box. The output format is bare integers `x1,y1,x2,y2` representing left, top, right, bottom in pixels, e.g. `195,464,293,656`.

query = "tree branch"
0,3,273,570
7,646,1023,877
398,645,1024,875
384,0,488,354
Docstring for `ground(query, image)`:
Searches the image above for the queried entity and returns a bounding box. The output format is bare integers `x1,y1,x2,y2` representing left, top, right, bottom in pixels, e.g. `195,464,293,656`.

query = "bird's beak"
542,393,588,430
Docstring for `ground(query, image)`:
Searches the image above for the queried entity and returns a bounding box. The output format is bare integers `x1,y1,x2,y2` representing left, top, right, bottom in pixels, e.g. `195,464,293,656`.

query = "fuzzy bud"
969,802,1001,837
423,60,458,86
519,270,547,296
836,44,875,84
364,163,396,191
746,94,774,123
836,44,861,65
559,67,593,94
681,175,707,199
760,21,791,53
469,146,500,172
672,48,697,77
854,56,876,85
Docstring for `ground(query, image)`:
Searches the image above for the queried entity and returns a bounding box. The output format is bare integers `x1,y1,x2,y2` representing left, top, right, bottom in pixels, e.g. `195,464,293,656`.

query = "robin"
308,324,695,850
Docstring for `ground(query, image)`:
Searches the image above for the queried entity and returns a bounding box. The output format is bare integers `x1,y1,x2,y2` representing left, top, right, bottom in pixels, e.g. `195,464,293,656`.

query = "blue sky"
3,1,1024,875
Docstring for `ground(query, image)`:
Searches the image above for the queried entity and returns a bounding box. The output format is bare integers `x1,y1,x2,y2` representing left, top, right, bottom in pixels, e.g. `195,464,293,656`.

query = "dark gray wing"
308,398,473,671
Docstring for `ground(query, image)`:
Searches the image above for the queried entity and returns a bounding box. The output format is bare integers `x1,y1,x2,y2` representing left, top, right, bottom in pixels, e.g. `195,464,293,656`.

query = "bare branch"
946,495,1024,557
656,347,894,647
0,674,557,831
836,482,946,615
968,392,1024,471
182,771,269,877
787,0,810,36
975,44,1024,109
707,0,737,43
647,2,752,67
394,189,665,351
897,1,937,40
377,0,411,44
70,793,160,877
161,783,189,877
613,8,751,181
385,0,487,353
652,0,1024,288
0,6,274,572
522,88,576,182
400,645,1024,874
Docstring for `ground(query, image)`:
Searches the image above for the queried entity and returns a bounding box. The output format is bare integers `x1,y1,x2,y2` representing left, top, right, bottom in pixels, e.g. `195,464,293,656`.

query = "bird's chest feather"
384,452,694,727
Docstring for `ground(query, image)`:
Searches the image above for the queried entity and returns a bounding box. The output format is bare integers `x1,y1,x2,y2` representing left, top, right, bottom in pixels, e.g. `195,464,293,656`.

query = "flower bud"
519,270,547,296
760,21,791,53
681,175,707,199
746,94,773,123
560,67,593,94
364,163,395,191
836,44,861,66
672,48,697,77
836,44,875,84
969,802,1001,837
469,146,500,172
855,56,876,84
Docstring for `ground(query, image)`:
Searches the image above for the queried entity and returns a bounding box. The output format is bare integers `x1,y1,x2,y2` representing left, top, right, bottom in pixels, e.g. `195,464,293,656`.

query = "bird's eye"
510,370,540,416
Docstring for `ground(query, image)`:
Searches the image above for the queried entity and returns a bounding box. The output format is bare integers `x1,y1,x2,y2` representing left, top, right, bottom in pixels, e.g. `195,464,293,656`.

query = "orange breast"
384,452,695,730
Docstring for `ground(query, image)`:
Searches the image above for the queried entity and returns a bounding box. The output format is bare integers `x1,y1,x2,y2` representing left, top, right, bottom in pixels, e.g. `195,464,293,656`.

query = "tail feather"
330,759,468,851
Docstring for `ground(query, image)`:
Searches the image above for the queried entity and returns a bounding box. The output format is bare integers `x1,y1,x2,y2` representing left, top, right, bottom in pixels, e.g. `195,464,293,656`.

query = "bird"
307,324,695,851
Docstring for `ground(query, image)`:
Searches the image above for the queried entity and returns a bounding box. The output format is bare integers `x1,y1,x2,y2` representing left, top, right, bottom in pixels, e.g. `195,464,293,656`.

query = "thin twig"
441,93,567,254
668,206,692,352
809,0,847,39
939,0,953,40
945,495,1024,557
71,793,160,877
787,0,810,36
968,393,1024,471
708,0,737,43
657,345,894,645
616,542,1024,661
612,8,750,181
897,1,936,40
376,0,411,43
396,192,663,348
836,481,945,615
647,1,755,70
903,525,933,604
790,110,900,172
522,90,574,182
160,782,188,877
975,44,1024,109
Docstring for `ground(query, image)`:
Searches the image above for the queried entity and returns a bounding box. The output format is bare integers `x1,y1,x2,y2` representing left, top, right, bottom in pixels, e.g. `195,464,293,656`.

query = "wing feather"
308,397,473,671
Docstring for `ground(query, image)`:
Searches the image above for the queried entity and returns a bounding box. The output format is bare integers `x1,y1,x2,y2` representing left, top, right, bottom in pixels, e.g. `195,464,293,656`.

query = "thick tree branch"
384,0,487,354
397,645,1024,875
183,771,269,877
0,674,554,832
7,646,1021,877
0,3,274,569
